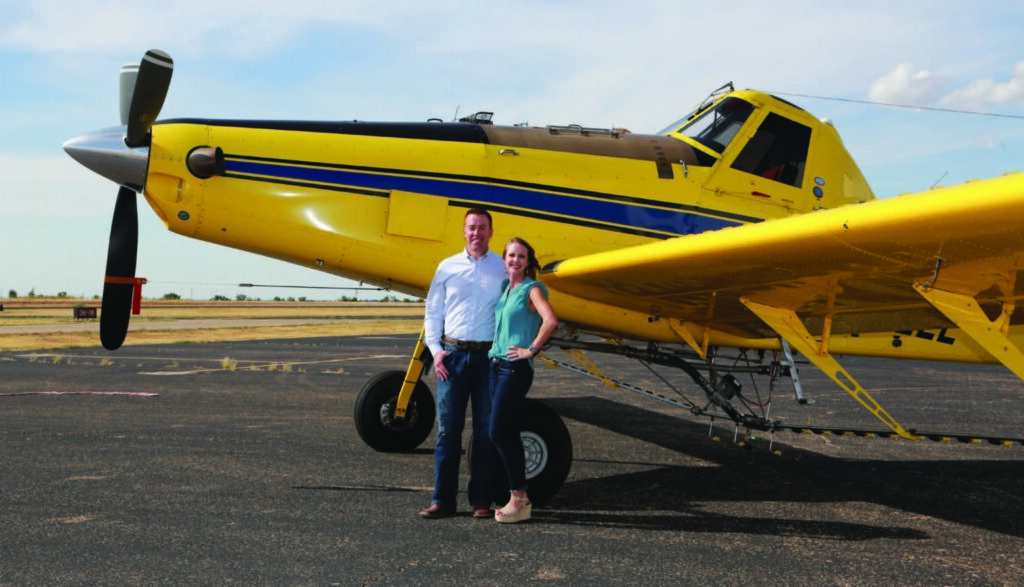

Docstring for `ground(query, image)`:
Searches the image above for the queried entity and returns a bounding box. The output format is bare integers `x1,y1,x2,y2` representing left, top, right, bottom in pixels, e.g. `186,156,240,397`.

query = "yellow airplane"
66,50,1024,502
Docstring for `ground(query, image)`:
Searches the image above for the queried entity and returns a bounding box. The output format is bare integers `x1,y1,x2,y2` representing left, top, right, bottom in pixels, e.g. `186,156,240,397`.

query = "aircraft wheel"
468,398,573,505
354,370,435,452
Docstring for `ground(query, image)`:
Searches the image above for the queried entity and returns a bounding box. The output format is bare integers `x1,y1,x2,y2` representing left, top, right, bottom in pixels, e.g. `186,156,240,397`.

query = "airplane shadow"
539,396,1024,539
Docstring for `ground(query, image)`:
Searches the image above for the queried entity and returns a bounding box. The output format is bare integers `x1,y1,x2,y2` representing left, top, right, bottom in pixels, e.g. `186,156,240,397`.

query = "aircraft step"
780,425,1024,447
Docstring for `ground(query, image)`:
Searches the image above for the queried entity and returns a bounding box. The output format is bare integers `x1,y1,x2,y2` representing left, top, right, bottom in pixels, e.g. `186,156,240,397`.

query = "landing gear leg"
354,330,436,452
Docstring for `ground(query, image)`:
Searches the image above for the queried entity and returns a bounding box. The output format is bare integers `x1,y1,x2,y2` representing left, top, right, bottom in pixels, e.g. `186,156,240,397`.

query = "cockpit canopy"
673,97,754,156
660,93,812,190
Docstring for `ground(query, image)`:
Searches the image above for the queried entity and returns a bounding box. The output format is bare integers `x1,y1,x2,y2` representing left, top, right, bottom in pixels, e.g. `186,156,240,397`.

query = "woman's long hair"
503,237,541,280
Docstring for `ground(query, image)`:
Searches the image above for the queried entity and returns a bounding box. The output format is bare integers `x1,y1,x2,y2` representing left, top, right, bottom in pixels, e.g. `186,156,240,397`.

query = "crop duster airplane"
66,50,1024,502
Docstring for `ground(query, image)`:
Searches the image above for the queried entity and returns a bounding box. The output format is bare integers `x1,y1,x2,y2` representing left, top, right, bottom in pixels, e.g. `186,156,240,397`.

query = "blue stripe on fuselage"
226,159,741,236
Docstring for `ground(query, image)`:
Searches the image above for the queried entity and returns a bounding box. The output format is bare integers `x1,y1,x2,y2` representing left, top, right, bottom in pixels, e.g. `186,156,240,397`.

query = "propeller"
97,50,173,350
100,187,140,350
124,49,174,148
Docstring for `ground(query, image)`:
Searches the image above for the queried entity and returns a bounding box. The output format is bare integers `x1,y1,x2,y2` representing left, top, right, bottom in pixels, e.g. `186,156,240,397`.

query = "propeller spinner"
64,49,173,350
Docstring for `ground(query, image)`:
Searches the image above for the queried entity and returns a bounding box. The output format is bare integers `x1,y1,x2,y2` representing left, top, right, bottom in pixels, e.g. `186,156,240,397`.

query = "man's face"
463,213,493,258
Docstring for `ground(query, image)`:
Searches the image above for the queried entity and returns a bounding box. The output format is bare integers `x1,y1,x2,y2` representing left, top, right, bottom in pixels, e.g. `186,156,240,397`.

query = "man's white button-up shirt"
424,249,507,356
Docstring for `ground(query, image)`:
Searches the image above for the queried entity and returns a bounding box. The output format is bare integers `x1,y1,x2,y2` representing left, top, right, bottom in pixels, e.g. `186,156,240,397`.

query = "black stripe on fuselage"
160,118,491,143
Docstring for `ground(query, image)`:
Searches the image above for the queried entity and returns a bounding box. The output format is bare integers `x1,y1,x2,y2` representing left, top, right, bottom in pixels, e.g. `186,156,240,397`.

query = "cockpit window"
730,112,811,188
676,97,754,155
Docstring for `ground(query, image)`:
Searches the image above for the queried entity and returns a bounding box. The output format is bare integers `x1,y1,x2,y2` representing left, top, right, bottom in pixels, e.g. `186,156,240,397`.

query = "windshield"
661,97,755,155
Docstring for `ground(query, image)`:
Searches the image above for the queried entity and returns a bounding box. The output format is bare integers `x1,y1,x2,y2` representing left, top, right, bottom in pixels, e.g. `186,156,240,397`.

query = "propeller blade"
124,49,173,148
100,186,139,350
118,64,138,126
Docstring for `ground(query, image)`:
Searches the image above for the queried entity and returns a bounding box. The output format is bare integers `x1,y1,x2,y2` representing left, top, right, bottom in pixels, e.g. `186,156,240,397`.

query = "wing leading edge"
542,172,1024,344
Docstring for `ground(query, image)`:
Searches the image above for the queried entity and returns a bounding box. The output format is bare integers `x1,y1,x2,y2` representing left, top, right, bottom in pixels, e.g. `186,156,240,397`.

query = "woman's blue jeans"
488,357,534,492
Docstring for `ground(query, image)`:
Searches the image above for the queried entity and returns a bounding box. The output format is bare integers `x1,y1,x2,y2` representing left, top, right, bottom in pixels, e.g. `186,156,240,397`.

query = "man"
420,208,507,519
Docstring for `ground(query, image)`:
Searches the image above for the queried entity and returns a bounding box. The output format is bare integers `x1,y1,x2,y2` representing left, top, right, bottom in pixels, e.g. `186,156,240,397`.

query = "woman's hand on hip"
506,345,532,361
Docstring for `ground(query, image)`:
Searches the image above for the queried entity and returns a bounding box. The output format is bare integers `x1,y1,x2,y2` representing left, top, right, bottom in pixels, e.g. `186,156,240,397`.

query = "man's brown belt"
443,336,493,351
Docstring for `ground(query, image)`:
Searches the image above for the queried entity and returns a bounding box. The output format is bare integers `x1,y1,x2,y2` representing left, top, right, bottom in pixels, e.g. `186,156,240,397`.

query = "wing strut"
913,284,1024,380
779,338,807,404
670,320,708,359
740,298,919,440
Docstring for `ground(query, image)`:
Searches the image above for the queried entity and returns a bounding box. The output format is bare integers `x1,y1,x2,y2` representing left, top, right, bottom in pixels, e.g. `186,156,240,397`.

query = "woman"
488,237,557,523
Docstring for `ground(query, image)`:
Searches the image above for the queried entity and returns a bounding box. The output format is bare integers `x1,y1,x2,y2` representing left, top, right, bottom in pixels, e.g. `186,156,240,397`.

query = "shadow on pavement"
541,396,1024,539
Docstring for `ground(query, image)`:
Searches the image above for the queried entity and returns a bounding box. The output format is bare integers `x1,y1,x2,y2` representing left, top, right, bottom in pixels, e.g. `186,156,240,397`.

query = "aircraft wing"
542,172,1024,341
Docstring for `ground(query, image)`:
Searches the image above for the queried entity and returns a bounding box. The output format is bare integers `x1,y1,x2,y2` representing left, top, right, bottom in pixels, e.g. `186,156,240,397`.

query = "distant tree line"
6,289,78,299
155,292,422,302
2,289,421,302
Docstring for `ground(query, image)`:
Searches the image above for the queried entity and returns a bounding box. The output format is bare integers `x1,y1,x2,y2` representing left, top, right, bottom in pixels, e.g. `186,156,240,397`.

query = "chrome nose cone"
63,126,148,191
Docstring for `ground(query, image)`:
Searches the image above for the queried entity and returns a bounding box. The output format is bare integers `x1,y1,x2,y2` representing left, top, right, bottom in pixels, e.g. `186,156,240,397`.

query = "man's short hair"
464,207,493,227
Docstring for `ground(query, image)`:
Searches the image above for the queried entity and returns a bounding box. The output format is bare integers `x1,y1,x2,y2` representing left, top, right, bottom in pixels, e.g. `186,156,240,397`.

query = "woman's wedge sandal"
495,493,532,524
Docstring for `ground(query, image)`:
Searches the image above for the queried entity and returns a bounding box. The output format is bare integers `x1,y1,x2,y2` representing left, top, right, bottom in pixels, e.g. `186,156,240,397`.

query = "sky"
2,0,1022,302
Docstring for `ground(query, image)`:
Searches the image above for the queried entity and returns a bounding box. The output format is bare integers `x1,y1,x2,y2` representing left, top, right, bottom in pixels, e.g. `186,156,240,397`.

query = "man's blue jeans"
488,357,534,492
432,344,495,510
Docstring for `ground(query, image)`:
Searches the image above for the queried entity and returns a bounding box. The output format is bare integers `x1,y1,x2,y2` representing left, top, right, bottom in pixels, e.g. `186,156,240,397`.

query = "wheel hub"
378,398,418,431
521,431,548,480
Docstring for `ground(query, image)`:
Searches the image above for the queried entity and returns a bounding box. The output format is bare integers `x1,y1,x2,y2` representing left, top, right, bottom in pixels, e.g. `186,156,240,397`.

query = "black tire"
469,398,573,505
354,370,436,452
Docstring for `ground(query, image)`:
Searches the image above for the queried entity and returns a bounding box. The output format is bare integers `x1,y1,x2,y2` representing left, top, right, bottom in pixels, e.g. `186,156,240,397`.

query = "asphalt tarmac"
2,334,1022,585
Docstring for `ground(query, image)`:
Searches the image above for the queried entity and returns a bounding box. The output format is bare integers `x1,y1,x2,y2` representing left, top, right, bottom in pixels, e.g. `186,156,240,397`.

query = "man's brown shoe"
472,504,492,519
419,503,454,519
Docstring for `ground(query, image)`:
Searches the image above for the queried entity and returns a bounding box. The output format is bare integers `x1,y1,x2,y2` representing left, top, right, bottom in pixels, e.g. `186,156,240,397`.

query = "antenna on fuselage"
930,171,948,189
689,81,735,120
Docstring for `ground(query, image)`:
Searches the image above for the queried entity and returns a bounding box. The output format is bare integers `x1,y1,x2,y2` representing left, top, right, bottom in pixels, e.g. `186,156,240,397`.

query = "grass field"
0,299,425,352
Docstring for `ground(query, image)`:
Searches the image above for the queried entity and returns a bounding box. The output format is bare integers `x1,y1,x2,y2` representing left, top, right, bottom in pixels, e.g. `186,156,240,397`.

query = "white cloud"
940,61,1024,110
868,61,1024,112
868,63,948,105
